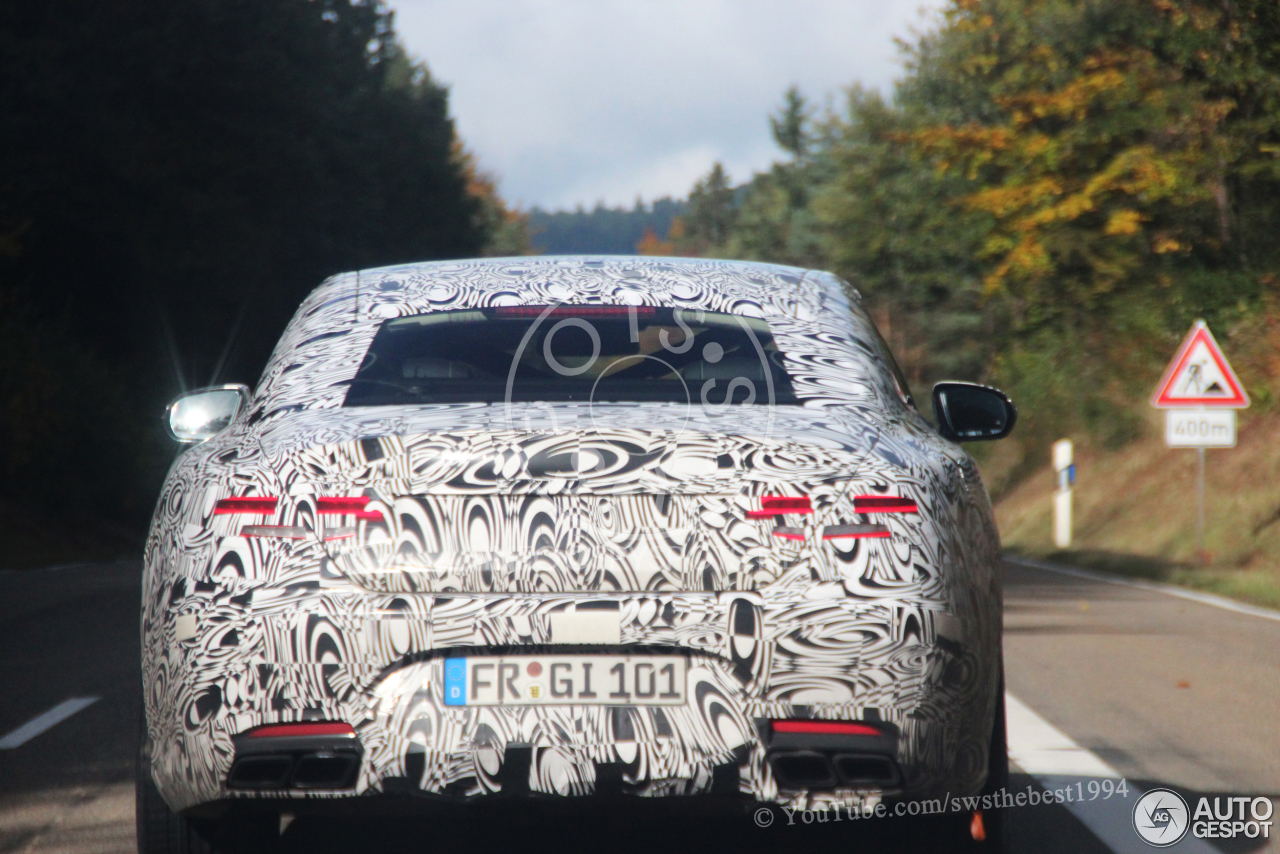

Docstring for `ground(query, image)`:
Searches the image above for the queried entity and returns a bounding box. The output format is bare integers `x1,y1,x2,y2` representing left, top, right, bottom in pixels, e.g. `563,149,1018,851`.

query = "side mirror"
166,385,251,444
932,382,1017,442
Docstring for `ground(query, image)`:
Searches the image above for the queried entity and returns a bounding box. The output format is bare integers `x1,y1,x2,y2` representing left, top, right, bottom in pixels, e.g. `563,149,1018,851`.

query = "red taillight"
494,305,656,318
853,495,918,514
317,497,367,513
248,721,355,739
317,496,383,522
771,527,805,541
747,495,813,518
214,497,278,515
772,720,882,736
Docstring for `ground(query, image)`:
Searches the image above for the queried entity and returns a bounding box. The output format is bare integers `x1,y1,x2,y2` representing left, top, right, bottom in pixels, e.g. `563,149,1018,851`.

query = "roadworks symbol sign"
1151,320,1249,409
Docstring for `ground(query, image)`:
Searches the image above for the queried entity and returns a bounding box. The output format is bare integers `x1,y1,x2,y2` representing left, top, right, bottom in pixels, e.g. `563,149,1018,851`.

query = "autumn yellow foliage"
902,1,1251,305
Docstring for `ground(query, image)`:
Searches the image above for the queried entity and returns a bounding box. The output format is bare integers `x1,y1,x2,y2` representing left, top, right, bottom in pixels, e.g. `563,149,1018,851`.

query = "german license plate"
443,655,686,706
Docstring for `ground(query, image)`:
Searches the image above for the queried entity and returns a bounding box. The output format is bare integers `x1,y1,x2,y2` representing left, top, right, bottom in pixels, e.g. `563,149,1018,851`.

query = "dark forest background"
0,0,515,563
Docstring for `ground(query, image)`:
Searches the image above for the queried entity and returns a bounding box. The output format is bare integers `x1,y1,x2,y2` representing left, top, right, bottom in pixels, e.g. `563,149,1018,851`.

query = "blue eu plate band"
444,659,467,706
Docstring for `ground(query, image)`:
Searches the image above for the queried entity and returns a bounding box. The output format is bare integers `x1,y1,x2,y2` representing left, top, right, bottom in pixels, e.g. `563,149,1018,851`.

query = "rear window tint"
342,306,802,406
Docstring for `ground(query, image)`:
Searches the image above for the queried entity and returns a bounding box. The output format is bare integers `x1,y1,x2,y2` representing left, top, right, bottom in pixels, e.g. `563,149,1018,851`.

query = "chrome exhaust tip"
833,753,901,786
227,721,363,791
226,755,293,789
768,751,837,788
291,752,360,789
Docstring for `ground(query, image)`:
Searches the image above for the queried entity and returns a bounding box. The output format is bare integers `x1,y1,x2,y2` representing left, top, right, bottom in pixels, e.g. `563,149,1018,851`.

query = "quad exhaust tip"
227,721,362,791
227,756,292,789
769,751,901,788
766,718,901,790
227,752,361,789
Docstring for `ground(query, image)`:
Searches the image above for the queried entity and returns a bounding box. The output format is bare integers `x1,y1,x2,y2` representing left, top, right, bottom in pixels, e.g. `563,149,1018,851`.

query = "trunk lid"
259,405,872,593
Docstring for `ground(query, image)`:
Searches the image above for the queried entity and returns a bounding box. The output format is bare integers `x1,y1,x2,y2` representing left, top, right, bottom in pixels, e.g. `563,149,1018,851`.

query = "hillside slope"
994,408,1280,608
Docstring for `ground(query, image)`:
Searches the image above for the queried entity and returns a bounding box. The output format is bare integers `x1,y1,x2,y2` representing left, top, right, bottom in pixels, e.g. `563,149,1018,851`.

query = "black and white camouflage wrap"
142,256,1003,814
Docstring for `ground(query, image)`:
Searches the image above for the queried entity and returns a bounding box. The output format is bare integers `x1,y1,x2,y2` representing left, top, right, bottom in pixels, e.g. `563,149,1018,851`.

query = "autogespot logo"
1133,788,1190,847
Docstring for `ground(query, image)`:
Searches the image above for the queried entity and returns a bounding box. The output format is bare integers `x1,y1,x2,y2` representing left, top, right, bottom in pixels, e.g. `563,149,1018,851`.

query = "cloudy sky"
389,0,943,211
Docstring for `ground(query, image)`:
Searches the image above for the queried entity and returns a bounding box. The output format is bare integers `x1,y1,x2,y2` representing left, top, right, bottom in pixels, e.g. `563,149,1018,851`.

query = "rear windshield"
342,305,801,406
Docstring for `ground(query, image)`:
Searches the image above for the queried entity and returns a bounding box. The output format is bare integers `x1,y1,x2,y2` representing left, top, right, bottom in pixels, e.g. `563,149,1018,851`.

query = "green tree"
453,141,533,257
679,162,738,252
770,86,811,161
892,0,1280,451
902,0,1280,322
673,0,1280,469
812,86,994,386
723,89,828,267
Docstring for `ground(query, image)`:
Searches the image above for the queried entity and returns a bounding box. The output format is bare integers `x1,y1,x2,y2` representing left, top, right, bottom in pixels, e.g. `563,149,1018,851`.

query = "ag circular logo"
1133,788,1190,847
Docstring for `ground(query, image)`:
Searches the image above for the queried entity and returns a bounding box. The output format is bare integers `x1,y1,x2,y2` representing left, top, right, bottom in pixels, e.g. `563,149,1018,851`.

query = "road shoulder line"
1007,691,1220,854
1005,555,1280,624
0,558,138,577
0,698,100,750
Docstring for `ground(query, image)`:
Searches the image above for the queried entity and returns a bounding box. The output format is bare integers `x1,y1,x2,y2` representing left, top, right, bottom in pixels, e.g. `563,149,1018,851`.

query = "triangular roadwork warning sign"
1151,320,1249,408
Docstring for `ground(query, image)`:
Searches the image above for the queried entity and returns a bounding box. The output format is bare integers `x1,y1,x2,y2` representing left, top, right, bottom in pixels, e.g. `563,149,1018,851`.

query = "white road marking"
0,697,100,749
1007,692,1220,854
1006,692,1118,778
0,557,136,576
1007,555,1280,624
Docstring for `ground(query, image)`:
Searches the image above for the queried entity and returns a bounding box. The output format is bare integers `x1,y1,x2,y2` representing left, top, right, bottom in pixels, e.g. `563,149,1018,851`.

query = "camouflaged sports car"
136,256,1017,852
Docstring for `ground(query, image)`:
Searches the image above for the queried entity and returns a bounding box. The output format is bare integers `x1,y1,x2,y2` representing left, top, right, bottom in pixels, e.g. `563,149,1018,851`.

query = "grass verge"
994,408,1280,613
1005,546,1280,611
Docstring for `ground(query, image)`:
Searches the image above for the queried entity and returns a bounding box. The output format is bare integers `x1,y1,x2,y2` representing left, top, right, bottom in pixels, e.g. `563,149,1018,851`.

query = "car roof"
251,255,878,417
345,254,816,289
308,255,844,314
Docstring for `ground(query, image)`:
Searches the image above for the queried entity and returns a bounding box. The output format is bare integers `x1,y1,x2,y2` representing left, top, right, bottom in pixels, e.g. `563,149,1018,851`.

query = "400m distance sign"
1165,410,1236,448
1151,320,1249,447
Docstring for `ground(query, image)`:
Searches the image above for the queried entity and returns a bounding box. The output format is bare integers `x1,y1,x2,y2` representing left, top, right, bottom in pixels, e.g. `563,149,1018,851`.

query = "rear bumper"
218,655,906,804
145,585,1001,813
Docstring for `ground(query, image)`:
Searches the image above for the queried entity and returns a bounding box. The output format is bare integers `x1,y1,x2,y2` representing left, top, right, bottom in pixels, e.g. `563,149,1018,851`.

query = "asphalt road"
0,558,1275,853
0,562,140,854
1002,557,1279,854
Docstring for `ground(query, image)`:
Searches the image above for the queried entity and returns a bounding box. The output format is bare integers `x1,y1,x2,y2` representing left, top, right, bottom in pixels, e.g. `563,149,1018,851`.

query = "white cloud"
389,0,944,209
556,144,721,211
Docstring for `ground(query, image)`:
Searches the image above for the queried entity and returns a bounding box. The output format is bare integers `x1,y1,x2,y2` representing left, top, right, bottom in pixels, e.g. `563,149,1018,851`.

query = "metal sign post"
1197,445,1205,558
1151,320,1249,563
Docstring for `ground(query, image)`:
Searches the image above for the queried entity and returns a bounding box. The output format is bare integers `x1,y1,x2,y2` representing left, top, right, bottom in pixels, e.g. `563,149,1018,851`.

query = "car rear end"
141,258,1002,825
